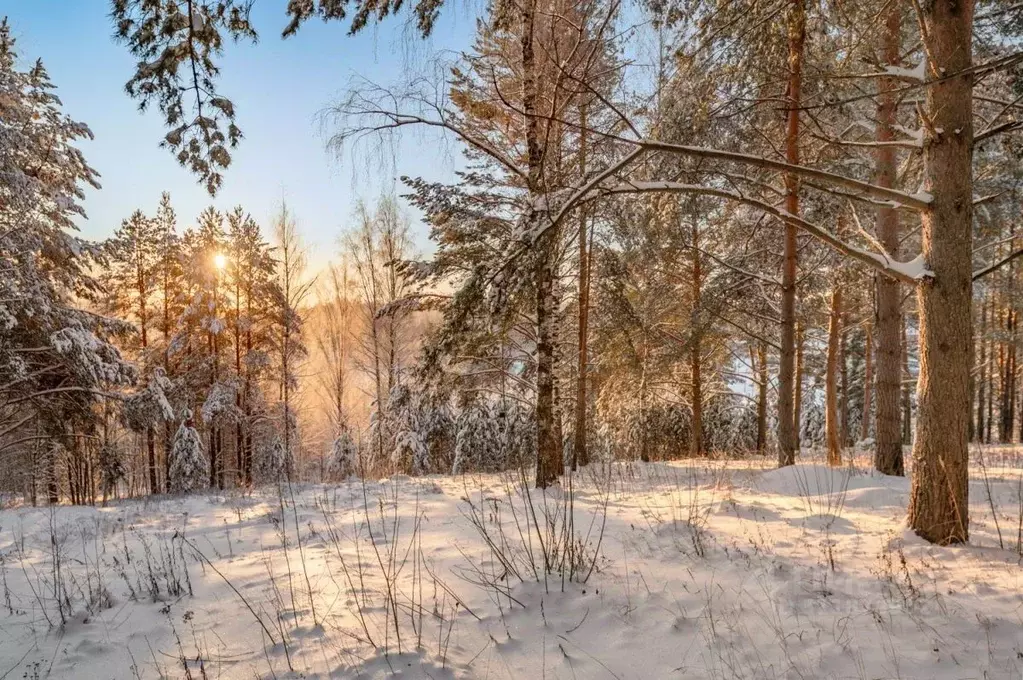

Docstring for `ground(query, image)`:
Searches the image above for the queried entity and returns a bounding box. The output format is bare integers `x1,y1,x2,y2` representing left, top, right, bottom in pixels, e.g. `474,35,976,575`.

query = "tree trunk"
756,342,768,455
573,102,590,470
794,323,804,452
873,2,905,475
777,0,805,468
244,293,254,485
690,221,704,458
1000,308,1015,442
535,245,560,486
986,312,994,443
840,317,850,446
860,323,873,443
975,293,987,442
907,0,973,545
1009,311,1017,442
826,288,843,466
163,263,172,491
639,339,651,462
146,428,157,495
902,319,913,444
235,276,244,486
521,0,559,488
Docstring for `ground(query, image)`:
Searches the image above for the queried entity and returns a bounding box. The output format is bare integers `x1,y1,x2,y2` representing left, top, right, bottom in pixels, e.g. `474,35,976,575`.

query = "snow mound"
753,462,907,501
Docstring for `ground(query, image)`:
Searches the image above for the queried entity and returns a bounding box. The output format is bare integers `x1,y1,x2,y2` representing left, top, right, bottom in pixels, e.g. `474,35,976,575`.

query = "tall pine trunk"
826,288,842,466
777,0,805,467
975,293,988,442
573,102,590,470
137,253,157,495
907,0,973,545
235,276,244,485
873,2,905,475
1000,307,1015,442
756,342,768,455
860,323,873,443
794,323,804,452
690,221,704,458
902,319,913,444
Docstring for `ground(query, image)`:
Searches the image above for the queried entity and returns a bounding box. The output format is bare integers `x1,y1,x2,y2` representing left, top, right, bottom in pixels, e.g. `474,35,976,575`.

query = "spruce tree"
169,410,208,493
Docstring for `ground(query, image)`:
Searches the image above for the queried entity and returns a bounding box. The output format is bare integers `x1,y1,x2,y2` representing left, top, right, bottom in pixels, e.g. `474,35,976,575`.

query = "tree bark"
861,323,873,443
756,342,768,455
639,338,650,462
986,310,994,443
1000,307,1015,442
522,0,559,488
690,220,704,458
794,323,804,452
901,319,913,444
573,102,590,470
826,287,842,466
235,273,244,486
777,0,805,467
873,2,905,475
1008,310,1017,443
907,0,974,545
163,256,173,490
975,292,987,442
840,316,850,445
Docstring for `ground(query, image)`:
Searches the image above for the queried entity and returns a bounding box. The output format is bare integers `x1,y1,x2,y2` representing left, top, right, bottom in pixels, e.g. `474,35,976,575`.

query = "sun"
213,253,227,270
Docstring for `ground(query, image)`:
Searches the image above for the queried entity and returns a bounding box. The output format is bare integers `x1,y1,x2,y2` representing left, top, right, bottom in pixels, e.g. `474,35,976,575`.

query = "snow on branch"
860,60,927,83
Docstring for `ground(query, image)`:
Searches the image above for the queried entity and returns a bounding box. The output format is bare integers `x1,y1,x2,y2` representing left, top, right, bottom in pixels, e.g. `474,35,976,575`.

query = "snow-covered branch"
594,181,930,285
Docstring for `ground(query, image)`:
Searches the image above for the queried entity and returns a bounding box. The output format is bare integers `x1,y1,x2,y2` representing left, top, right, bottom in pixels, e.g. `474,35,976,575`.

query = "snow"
879,60,927,83
893,124,924,147
2,451,1023,679
896,252,932,280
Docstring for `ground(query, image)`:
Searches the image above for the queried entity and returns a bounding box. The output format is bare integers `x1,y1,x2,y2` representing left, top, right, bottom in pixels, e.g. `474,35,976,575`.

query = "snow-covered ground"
2,452,1023,679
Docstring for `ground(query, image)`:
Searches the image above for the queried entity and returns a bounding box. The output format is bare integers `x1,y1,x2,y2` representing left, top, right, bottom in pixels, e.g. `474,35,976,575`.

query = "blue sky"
5,0,478,268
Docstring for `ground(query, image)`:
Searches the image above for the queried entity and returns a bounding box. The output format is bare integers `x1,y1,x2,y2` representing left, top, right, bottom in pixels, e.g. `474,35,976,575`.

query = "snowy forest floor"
2,450,1023,679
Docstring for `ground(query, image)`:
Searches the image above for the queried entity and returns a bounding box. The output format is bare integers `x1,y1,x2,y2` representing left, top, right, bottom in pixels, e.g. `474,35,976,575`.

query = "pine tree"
453,398,499,474
112,0,256,194
98,440,126,504
258,436,291,482
328,428,359,480
389,383,430,475
168,410,208,493
0,22,134,473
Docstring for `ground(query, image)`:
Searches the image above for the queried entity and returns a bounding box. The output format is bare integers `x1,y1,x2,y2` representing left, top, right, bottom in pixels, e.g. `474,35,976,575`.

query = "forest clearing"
3,0,1023,676
3,453,1023,679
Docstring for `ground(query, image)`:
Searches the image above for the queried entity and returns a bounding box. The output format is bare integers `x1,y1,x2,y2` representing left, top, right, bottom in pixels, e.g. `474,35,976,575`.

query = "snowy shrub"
704,396,758,455
389,383,430,475
98,440,126,498
499,402,535,470
328,428,359,479
201,379,241,425
168,410,208,493
453,398,500,474
121,370,174,432
596,390,692,461
422,399,456,472
366,406,390,474
800,398,826,449
257,436,293,482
